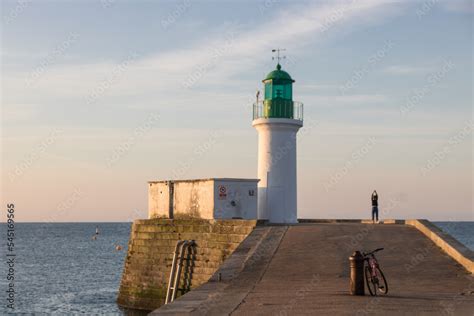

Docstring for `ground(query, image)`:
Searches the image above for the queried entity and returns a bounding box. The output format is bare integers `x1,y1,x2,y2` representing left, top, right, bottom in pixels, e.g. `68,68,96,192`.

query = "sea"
0,221,472,314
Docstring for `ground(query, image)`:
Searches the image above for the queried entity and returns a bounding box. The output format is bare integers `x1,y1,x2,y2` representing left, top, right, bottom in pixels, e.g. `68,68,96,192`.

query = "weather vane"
272,48,286,64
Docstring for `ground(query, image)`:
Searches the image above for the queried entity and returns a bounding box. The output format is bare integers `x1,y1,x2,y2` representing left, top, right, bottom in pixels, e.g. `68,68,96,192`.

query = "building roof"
148,178,260,184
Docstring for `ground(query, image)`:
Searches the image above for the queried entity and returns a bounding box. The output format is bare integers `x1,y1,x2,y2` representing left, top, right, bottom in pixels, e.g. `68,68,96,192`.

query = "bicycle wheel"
374,267,388,294
364,266,377,296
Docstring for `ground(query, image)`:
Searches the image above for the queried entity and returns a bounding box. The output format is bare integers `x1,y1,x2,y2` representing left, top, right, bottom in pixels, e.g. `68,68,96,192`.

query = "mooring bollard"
349,251,365,295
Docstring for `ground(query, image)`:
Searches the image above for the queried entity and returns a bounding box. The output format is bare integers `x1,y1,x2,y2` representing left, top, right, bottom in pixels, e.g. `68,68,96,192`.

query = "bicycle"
362,248,388,296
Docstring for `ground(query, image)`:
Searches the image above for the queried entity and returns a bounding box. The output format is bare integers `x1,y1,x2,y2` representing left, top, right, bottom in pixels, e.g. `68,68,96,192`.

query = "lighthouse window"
275,88,283,97
264,83,272,99
265,83,292,100
272,84,292,100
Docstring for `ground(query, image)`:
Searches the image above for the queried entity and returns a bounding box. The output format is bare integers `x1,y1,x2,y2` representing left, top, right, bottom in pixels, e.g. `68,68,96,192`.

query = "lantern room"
262,63,295,118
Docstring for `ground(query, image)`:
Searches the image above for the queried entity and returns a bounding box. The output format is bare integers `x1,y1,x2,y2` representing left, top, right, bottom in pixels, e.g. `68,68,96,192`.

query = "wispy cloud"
2,103,39,122
383,65,433,75
299,84,341,91
4,0,405,108
440,0,474,13
303,93,388,106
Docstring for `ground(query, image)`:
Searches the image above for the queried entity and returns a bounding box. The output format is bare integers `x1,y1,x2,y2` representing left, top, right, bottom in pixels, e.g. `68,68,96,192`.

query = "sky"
0,0,472,222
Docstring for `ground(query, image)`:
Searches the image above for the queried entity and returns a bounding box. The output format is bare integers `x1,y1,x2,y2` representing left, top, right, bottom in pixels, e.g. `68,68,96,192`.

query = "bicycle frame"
363,248,383,272
367,256,379,278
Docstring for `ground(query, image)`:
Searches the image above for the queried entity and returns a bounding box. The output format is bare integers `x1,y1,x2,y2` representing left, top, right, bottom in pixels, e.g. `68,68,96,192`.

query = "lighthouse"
252,56,303,223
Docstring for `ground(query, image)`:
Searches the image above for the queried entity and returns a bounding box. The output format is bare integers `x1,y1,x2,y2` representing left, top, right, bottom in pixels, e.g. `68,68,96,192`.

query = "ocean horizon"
0,221,472,314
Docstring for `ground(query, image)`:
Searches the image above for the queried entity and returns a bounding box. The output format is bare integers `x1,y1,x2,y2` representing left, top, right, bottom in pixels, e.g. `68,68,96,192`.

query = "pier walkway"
153,223,474,315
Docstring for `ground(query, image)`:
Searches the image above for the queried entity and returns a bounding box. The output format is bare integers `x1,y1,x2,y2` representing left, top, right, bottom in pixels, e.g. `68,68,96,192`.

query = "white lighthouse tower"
252,55,303,223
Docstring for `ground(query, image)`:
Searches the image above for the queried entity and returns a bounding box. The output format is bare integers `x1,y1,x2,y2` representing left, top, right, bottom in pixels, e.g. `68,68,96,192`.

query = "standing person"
371,190,379,223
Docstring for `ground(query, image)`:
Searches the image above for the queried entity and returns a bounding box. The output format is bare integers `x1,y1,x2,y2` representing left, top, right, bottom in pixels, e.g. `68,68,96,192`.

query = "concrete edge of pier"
405,219,474,273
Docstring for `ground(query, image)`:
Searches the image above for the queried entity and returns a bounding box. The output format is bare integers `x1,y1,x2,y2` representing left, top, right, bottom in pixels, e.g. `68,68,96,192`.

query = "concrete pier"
153,222,474,315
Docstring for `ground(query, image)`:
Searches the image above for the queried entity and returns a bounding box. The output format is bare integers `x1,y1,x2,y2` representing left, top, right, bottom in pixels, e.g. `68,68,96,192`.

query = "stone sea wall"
117,218,258,311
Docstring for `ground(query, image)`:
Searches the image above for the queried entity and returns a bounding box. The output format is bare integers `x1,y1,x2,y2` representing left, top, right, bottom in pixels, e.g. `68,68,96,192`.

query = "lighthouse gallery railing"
253,100,303,121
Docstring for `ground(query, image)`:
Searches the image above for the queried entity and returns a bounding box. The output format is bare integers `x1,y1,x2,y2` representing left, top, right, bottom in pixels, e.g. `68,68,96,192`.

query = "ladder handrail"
171,240,194,301
165,240,185,304
165,240,196,304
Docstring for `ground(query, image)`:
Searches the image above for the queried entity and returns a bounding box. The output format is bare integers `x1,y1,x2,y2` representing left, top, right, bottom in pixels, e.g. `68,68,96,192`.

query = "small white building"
148,178,259,220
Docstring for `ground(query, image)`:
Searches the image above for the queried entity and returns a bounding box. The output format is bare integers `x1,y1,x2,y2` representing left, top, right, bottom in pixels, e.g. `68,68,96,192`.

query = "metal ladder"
165,240,195,304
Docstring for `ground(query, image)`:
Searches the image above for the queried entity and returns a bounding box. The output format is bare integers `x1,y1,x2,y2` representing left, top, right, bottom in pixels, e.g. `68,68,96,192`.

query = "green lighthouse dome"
263,63,295,83
259,63,295,119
